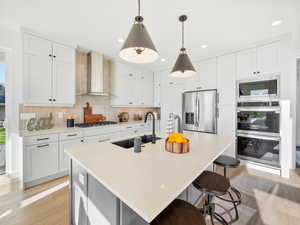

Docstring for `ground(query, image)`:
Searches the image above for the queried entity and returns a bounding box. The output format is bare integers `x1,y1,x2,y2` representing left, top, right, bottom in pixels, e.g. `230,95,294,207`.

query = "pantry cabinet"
23,33,75,106
110,62,154,107
236,42,280,80
217,54,236,105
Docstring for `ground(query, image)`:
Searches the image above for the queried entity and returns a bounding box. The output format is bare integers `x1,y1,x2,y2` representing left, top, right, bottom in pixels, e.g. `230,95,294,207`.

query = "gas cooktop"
75,121,118,128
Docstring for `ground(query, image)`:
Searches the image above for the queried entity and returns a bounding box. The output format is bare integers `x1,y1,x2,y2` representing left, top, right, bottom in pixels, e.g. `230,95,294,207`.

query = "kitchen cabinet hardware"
196,86,202,90
49,98,52,101
126,126,133,129
53,99,56,102
81,140,84,142
37,137,50,141
253,71,257,75
37,144,50,148
257,71,260,74
67,134,78,137
129,102,133,104
129,73,133,77
53,55,56,58
49,54,52,57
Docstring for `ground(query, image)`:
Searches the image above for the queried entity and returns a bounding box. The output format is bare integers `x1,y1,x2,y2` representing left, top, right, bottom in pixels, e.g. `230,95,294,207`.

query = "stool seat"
193,171,230,196
214,155,240,168
151,199,206,225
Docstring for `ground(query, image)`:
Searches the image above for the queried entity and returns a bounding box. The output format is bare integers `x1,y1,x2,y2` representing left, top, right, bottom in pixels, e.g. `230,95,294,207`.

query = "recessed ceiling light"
272,20,282,27
118,38,125,43
161,58,166,62
201,44,208,49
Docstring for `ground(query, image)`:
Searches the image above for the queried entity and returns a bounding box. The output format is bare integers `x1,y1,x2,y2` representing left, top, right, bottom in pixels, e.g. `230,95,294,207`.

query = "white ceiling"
1,0,300,71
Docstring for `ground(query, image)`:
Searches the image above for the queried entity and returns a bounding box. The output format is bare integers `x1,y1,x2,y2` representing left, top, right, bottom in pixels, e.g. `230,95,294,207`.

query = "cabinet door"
59,139,83,172
160,78,185,132
198,58,217,89
88,175,119,225
23,34,53,105
139,72,153,106
256,42,280,76
217,54,236,105
84,133,117,144
52,43,75,105
153,72,161,107
111,63,135,106
185,58,217,91
236,48,257,80
28,142,59,181
72,162,88,225
217,105,236,157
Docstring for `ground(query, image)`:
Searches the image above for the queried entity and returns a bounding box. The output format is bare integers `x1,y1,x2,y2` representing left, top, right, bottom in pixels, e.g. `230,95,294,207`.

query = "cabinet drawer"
24,133,59,146
60,131,83,141
84,133,119,144
83,127,120,137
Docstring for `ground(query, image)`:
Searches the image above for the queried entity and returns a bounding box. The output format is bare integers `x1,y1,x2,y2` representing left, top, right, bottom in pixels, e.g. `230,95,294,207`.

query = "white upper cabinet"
236,48,257,80
23,33,75,106
185,58,217,91
236,42,280,80
256,42,280,76
217,54,236,105
23,35,53,105
153,72,161,107
52,43,75,105
110,62,154,107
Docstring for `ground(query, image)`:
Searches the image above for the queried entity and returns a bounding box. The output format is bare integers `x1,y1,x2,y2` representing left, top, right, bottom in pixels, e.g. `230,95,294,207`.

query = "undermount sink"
112,135,162,149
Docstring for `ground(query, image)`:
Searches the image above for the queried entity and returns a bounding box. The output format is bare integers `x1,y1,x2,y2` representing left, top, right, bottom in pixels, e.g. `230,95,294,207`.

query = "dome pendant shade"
171,52,196,78
120,23,159,63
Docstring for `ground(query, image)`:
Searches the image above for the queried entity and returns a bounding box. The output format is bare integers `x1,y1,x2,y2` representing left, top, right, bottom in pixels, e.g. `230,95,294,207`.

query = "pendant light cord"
138,0,141,17
182,21,185,50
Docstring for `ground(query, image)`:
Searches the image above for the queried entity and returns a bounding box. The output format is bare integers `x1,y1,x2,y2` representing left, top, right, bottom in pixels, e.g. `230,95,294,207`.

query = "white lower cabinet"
24,142,59,182
59,138,84,172
84,133,119,144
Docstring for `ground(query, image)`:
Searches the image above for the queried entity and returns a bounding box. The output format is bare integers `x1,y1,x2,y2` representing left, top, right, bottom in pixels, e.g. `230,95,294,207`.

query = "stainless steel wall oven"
236,100,280,167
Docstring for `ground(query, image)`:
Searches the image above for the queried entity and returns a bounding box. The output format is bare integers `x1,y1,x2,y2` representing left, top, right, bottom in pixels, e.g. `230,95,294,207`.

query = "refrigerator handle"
195,94,199,127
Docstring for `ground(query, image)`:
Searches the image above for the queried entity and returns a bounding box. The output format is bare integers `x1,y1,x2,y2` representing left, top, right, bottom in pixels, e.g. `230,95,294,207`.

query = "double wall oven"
236,77,281,168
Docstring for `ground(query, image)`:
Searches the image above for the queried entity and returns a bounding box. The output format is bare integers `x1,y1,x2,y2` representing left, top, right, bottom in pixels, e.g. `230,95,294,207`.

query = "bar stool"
213,155,242,214
193,171,241,225
151,199,206,225
213,155,240,178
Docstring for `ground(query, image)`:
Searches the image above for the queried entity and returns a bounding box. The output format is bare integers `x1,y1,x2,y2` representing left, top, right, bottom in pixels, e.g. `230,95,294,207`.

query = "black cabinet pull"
37,144,50,148
67,134,77,137
53,55,56,58
257,71,260,74
49,54,52,57
37,137,49,141
53,99,56,102
49,98,52,101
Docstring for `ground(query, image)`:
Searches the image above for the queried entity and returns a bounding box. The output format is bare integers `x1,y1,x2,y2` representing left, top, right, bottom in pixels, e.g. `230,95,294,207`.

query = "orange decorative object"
165,132,190,154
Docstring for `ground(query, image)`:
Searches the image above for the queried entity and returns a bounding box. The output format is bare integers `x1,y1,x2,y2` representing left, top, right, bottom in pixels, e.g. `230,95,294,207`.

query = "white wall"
0,26,23,177
296,60,300,146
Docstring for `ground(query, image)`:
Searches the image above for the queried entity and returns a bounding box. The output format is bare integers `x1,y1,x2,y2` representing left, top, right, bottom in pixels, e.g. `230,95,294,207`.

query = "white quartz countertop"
65,131,234,223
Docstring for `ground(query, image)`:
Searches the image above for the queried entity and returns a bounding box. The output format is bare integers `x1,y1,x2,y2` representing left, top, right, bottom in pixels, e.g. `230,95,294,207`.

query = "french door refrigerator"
182,89,217,134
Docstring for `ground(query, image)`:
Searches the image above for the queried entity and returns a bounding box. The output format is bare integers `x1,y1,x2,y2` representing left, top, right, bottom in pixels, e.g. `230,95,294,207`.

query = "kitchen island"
65,131,234,225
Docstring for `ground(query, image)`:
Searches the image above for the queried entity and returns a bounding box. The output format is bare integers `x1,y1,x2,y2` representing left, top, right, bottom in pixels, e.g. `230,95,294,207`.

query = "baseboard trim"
241,160,281,176
24,171,68,189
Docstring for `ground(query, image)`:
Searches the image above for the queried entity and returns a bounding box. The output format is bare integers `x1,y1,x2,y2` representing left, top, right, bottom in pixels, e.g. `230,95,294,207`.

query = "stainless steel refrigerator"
182,89,217,133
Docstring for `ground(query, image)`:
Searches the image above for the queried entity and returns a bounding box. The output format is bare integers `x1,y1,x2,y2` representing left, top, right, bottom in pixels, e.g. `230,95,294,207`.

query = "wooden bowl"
165,138,190,154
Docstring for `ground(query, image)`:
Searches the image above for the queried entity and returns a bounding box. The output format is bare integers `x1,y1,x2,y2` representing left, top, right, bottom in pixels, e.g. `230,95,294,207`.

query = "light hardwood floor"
0,167,299,225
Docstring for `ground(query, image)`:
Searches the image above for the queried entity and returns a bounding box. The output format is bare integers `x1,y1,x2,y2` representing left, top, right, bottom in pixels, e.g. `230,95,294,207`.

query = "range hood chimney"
87,52,110,96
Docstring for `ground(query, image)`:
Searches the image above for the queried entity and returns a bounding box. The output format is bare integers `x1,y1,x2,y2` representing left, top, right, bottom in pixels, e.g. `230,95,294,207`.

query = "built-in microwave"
237,77,279,100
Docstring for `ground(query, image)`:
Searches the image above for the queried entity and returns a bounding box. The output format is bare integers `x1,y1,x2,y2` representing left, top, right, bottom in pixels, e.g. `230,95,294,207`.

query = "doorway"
0,53,6,175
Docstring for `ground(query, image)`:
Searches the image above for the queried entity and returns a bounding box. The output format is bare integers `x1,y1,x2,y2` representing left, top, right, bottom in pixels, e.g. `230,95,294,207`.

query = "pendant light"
119,0,159,64
171,15,196,78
